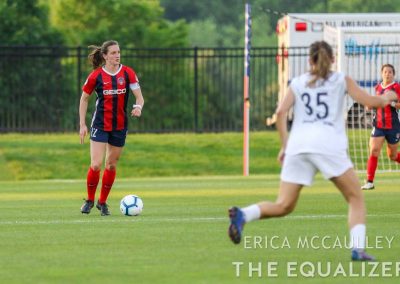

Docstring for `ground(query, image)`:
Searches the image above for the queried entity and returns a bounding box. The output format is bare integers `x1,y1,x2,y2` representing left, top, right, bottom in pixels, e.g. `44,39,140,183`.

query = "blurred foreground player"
228,41,397,261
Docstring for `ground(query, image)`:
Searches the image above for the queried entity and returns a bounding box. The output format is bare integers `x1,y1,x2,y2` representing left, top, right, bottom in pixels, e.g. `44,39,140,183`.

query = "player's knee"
105,164,117,171
346,189,363,202
387,151,397,161
105,157,119,170
277,202,295,216
370,149,380,157
90,164,102,171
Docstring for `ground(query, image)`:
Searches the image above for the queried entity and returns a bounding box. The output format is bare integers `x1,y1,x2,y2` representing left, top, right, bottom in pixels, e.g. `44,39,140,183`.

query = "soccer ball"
120,195,143,216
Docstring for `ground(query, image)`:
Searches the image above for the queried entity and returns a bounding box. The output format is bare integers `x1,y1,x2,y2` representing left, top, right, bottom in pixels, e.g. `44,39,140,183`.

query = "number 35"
301,92,329,119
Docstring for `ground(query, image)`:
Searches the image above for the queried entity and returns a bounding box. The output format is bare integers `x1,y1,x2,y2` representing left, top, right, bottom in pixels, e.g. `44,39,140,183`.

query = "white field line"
0,213,399,226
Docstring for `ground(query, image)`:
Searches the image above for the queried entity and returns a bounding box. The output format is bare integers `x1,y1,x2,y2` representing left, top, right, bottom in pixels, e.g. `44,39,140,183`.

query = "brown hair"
381,63,395,75
308,41,334,87
88,40,119,69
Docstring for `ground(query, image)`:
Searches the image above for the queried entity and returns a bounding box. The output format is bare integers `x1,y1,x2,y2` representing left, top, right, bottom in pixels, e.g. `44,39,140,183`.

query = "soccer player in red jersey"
79,40,144,215
362,64,400,190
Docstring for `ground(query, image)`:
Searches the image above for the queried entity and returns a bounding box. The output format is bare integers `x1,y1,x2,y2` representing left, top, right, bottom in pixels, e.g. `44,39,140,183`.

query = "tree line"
2,0,400,48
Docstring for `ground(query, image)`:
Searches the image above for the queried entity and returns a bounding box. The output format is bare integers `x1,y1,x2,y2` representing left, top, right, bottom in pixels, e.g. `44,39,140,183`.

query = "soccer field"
1,174,399,284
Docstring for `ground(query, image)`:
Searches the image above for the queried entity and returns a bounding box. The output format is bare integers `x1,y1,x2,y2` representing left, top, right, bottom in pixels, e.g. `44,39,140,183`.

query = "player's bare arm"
79,91,90,144
345,76,396,108
275,87,295,164
131,88,144,117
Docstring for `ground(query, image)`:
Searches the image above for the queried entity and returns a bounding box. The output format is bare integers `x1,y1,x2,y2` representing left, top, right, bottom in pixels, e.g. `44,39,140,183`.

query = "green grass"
1,174,399,283
0,132,281,181
1,131,395,181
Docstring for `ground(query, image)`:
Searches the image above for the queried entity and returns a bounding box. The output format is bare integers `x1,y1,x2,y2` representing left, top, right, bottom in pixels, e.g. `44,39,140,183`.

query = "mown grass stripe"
1,213,399,226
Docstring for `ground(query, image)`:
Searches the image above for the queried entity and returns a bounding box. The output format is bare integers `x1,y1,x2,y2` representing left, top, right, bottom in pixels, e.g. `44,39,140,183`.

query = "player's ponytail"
88,45,103,69
87,40,119,69
308,41,333,87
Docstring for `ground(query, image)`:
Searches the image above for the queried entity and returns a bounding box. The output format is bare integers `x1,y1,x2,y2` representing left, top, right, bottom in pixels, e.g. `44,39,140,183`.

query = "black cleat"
81,200,94,214
96,202,110,216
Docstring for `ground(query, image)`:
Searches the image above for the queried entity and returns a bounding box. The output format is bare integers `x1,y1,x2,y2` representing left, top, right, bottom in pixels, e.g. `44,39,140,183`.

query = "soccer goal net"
324,26,400,172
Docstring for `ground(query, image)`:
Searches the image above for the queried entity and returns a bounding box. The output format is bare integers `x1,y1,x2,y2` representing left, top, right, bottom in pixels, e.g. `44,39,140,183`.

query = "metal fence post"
77,46,82,131
194,46,199,132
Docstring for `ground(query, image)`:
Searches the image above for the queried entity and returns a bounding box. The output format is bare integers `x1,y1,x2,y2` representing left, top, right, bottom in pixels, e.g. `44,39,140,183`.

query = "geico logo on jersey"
103,89,127,95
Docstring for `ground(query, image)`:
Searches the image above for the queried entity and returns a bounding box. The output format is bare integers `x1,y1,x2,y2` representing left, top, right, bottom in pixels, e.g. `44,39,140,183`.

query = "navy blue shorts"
371,127,400,144
90,127,127,147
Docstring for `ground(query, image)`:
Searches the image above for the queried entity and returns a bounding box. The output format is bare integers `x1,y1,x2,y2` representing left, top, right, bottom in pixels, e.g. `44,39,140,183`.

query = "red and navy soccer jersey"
373,82,400,129
82,65,139,131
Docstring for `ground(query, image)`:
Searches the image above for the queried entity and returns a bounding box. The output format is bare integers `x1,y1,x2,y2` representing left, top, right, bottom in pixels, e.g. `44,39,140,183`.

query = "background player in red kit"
362,64,400,190
79,40,144,215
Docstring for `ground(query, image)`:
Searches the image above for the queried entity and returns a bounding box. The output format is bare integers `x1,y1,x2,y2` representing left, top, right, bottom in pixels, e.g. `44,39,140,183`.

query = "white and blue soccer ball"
120,195,143,216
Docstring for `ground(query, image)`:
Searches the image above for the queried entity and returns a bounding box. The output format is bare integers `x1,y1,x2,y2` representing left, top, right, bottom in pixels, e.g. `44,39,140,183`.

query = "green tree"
0,0,72,131
0,0,63,44
162,0,277,47
327,0,400,12
49,0,188,47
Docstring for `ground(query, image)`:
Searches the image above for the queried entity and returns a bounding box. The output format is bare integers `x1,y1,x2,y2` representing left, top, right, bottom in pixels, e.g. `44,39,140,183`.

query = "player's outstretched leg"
351,249,376,261
228,207,245,244
81,199,94,214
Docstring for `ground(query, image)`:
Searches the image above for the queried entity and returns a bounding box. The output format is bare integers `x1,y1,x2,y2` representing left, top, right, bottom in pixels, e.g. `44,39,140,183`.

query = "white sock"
242,204,261,223
350,224,366,250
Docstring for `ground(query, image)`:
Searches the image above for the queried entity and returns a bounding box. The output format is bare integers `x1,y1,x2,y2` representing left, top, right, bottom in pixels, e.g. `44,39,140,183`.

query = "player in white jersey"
228,41,397,261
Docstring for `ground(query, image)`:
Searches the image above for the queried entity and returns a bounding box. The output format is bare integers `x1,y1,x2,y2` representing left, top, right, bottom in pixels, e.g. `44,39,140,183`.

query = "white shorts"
280,153,353,186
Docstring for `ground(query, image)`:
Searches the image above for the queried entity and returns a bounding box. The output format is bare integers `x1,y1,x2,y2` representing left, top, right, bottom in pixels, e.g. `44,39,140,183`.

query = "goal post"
324,26,400,172
243,2,251,176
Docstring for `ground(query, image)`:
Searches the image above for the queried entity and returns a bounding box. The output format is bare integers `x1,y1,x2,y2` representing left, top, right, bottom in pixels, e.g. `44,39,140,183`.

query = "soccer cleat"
228,207,245,244
96,202,110,216
361,182,375,190
351,249,376,261
81,199,94,214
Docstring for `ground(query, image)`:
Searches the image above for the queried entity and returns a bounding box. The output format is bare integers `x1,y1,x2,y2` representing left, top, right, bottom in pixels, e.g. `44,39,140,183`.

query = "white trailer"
274,13,400,110
276,13,400,48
